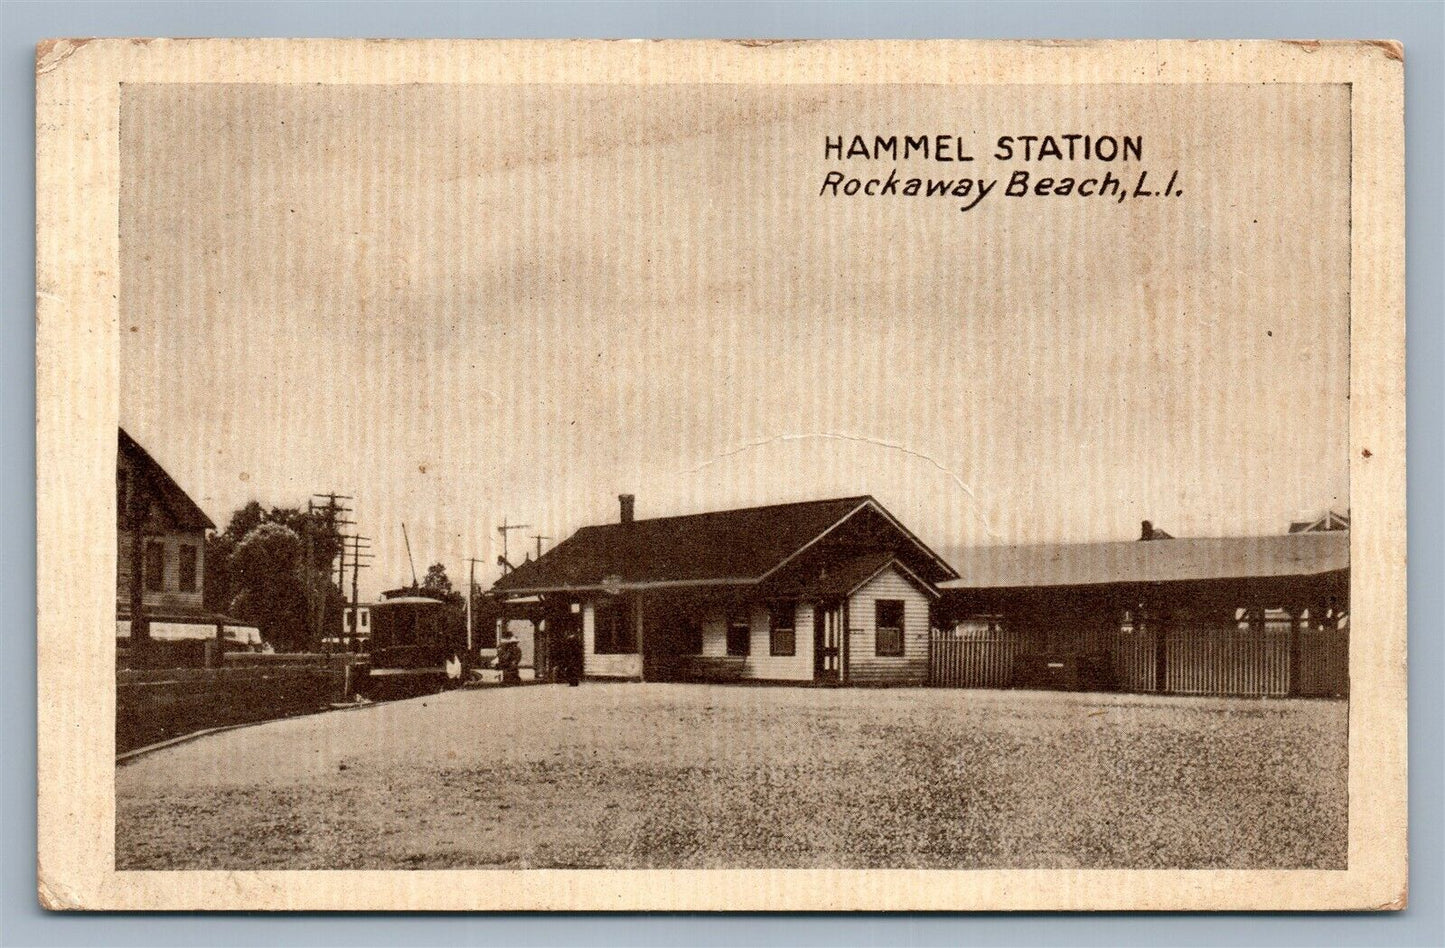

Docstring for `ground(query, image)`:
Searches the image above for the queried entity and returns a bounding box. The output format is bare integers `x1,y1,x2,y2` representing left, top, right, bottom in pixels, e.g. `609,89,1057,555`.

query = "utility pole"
342,534,373,650
306,499,318,652
312,493,354,593
310,493,353,651
496,517,531,576
464,556,487,651
531,534,551,561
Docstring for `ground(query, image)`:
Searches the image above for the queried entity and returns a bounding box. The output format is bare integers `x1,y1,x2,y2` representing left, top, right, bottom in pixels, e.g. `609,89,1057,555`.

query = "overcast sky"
120,82,1350,599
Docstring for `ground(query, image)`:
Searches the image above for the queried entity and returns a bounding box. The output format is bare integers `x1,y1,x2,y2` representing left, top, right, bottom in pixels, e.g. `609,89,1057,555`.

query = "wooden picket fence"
1162,628,1290,696
1111,632,1157,693
929,625,1348,697
928,634,1018,688
1295,627,1350,697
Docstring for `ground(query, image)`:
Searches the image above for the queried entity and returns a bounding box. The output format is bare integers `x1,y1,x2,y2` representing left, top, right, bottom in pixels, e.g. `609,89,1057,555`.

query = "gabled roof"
1289,510,1351,533
767,552,942,601
491,496,957,595
940,531,1348,591
118,428,215,531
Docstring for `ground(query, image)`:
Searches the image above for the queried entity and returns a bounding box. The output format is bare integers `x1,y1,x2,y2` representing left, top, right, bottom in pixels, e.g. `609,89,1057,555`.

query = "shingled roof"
939,531,1348,590
492,495,957,595
119,428,215,531
765,551,943,601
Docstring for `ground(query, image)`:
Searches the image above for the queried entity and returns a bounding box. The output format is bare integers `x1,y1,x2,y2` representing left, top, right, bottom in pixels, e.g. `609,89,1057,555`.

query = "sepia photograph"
35,39,1406,910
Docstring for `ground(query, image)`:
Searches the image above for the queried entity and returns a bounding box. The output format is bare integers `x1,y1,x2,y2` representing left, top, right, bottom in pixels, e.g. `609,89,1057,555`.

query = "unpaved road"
116,683,1347,869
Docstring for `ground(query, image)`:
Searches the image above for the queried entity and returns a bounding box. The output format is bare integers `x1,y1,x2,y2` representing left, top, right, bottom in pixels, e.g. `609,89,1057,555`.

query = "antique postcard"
36,39,1405,910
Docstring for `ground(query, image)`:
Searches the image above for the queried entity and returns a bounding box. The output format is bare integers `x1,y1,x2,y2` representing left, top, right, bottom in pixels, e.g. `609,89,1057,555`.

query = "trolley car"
364,589,469,697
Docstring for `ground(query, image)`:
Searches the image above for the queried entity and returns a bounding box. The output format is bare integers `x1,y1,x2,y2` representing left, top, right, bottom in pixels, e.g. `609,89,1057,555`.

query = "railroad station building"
493,493,1349,698
490,495,959,685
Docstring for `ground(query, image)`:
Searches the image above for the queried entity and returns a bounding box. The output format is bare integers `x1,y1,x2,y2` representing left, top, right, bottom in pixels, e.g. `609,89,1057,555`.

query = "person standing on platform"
561,625,582,687
497,628,522,685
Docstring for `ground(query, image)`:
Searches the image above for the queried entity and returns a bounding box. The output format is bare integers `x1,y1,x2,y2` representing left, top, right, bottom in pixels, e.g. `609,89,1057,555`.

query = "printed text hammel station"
819,133,1181,211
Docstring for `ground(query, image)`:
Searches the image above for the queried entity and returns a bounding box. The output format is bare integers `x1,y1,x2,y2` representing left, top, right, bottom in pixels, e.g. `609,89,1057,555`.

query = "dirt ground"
115,683,1348,869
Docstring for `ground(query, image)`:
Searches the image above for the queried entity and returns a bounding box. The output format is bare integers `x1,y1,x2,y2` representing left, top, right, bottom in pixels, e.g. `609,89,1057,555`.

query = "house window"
726,612,751,656
144,541,165,592
595,599,636,654
178,544,198,592
770,601,796,656
875,599,905,656
679,616,704,655
360,611,368,629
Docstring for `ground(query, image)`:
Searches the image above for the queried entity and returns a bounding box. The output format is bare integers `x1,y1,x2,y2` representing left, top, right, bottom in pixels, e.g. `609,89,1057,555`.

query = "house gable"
764,551,943,603
846,562,933,685
117,428,213,620
119,428,216,532
755,499,958,589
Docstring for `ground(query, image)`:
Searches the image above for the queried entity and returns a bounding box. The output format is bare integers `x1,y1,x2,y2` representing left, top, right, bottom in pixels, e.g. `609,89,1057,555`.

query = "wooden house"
490,495,958,684
116,428,235,644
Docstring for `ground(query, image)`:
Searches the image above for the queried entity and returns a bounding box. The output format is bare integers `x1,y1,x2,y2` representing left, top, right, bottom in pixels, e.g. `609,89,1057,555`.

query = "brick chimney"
619,494,635,524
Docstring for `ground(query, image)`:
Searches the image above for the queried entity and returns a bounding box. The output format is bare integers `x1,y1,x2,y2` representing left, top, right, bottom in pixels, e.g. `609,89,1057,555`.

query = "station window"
770,602,796,656
595,600,636,654
875,599,905,656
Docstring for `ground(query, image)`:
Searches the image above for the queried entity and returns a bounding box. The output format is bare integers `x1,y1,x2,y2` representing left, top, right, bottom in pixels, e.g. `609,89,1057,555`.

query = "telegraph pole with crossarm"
464,556,489,651
343,534,373,649
496,517,530,576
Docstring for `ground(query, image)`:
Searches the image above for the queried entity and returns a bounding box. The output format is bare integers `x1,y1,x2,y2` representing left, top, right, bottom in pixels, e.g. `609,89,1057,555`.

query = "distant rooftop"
940,531,1348,590
1289,510,1351,534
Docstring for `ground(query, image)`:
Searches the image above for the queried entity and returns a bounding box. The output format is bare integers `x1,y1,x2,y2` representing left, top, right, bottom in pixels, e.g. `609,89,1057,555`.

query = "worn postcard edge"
35,39,1406,912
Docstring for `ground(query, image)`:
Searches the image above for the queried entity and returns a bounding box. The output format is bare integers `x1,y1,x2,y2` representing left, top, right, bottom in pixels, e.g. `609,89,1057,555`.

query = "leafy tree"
202,532,238,613
202,502,264,613
422,562,455,596
206,501,347,629
224,501,268,543
299,568,348,651
229,522,306,648
470,589,503,649
421,562,468,647
267,505,344,573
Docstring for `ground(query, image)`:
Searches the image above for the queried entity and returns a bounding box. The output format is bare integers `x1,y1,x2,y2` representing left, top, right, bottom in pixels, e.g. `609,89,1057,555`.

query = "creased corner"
1376,882,1407,911
37,866,87,912
36,38,93,78
1367,40,1404,63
